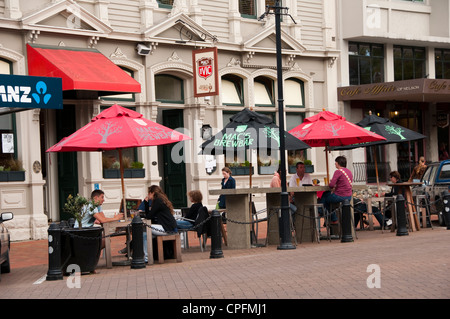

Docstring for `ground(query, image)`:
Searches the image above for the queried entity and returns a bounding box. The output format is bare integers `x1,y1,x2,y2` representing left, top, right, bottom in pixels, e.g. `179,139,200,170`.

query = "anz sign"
0,74,62,110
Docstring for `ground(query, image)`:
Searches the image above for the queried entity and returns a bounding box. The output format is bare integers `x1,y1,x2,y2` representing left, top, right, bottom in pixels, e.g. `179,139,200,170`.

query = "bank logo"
32,81,52,104
0,80,52,105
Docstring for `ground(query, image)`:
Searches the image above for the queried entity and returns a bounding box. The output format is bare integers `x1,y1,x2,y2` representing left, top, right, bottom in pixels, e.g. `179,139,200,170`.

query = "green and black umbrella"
332,112,426,193
200,108,310,157
333,113,426,150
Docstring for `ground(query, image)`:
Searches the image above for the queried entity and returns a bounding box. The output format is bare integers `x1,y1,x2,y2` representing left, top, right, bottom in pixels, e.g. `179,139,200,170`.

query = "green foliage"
131,161,144,169
63,194,99,229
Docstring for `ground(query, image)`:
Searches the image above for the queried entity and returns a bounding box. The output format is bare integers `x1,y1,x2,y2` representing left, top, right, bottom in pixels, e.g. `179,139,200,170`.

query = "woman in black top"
382,171,404,221
145,185,177,236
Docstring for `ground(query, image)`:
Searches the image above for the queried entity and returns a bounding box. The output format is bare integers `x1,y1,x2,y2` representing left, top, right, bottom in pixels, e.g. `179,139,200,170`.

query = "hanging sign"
192,47,219,98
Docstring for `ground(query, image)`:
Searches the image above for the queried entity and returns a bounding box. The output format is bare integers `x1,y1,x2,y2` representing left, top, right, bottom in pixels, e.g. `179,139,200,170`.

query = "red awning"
27,44,141,96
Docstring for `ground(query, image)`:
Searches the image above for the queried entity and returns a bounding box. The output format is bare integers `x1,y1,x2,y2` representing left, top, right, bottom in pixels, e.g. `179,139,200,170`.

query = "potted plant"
304,159,315,173
288,154,305,174
102,156,145,179
0,158,25,182
226,161,254,176
60,194,104,274
257,156,278,175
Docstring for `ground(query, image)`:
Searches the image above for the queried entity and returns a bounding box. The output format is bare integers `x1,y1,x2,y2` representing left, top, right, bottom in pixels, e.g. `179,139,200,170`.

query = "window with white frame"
240,0,257,18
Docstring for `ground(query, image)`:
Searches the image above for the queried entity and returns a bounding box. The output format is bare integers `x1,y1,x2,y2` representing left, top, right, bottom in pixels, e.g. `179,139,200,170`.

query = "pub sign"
192,47,219,98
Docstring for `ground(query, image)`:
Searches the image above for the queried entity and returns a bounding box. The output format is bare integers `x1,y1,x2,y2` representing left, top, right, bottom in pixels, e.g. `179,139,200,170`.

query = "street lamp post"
272,1,296,250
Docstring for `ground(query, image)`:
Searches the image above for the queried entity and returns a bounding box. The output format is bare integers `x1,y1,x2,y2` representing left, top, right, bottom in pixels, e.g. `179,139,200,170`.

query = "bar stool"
265,206,296,246
415,195,433,229
300,203,325,243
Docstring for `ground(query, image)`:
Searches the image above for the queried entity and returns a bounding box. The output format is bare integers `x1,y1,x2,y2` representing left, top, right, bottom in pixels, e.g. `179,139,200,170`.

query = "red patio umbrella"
289,110,386,184
47,104,191,210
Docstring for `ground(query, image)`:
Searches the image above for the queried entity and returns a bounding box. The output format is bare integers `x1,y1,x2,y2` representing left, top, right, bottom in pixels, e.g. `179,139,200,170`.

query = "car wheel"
0,249,10,274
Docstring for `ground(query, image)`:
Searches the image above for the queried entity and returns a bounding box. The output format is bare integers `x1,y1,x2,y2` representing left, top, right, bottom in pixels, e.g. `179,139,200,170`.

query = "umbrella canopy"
47,104,191,211
200,108,310,156
289,110,386,147
332,113,426,150
289,110,386,183
48,104,190,152
330,112,427,194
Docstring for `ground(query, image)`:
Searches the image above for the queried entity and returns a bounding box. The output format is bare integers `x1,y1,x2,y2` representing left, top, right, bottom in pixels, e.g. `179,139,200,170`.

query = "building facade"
336,0,450,182
0,0,339,241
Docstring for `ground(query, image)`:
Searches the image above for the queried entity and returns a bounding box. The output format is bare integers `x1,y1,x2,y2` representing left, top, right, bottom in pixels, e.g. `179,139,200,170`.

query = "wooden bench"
156,234,182,264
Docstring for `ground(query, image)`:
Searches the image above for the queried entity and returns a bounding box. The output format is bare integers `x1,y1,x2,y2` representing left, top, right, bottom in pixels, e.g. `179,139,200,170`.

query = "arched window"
254,76,274,106
155,74,184,104
284,78,305,108
221,74,244,106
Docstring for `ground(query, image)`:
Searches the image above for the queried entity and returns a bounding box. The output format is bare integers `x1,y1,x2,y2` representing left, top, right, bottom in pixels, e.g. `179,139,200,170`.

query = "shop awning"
338,78,450,103
27,44,141,98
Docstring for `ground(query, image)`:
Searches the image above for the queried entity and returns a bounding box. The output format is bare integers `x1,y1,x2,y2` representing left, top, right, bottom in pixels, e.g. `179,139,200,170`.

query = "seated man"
288,161,313,216
74,189,124,249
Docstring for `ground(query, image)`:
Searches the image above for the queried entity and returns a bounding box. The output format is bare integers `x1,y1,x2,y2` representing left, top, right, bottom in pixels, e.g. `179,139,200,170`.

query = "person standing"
408,156,427,182
217,167,236,209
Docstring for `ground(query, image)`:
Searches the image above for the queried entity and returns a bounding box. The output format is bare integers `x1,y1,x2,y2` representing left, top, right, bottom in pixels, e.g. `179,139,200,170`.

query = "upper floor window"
284,78,305,108
254,76,274,106
155,74,184,104
435,49,450,79
240,0,257,18
222,74,244,106
157,0,173,9
394,45,426,81
349,42,384,85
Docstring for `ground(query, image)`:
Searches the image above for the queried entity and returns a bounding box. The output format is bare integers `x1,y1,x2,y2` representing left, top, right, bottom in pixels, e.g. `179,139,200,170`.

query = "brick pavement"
1,222,450,304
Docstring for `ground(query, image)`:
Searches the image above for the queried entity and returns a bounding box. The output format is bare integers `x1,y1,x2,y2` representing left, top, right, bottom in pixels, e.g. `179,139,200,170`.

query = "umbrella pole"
325,146,330,185
373,146,380,196
119,149,126,217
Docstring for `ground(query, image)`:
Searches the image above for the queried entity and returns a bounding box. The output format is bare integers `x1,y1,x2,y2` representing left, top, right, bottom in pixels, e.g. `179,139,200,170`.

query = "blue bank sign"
0,74,62,110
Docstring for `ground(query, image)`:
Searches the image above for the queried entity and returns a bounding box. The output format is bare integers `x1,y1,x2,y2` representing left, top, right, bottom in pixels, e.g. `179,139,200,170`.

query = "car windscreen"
438,163,450,181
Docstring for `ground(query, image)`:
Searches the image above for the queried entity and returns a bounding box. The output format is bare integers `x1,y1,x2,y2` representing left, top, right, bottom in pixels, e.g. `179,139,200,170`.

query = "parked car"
413,159,450,226
0,212,13,275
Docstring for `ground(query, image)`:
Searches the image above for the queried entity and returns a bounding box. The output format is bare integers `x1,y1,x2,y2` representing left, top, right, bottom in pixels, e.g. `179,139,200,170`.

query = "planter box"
230,167,254,176
103,168,145,179
288,165,314,174
258,166,278,175
61,226,103,274
0,171,25,182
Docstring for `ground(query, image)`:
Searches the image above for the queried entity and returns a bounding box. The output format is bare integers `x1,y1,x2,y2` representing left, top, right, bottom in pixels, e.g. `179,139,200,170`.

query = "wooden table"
387,182,423,232
102,218,153,268
210,185,367,248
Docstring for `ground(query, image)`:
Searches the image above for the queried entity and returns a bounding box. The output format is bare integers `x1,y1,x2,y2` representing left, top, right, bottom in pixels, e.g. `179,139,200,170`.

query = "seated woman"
144,185,178,237
176,190,203,229
353,197,386,229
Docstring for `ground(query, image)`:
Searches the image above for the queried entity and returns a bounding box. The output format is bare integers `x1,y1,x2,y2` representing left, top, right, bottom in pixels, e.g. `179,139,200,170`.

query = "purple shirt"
329,168,353,197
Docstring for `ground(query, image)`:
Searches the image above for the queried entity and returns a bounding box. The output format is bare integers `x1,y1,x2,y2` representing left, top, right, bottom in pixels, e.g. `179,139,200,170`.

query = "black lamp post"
261,1,297,250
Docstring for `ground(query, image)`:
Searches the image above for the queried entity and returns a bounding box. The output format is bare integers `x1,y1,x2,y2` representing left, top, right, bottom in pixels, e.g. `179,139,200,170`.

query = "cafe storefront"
337,78,450,181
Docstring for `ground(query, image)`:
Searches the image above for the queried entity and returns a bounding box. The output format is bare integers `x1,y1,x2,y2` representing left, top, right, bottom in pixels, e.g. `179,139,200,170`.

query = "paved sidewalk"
1,223,449,305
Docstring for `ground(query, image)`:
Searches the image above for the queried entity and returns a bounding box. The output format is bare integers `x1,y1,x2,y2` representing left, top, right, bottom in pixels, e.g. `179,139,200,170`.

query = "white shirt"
288,173,313,187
